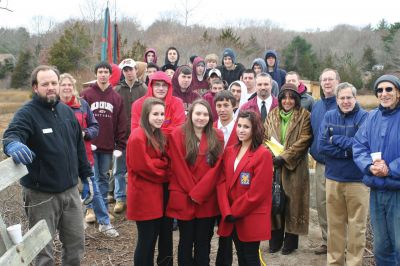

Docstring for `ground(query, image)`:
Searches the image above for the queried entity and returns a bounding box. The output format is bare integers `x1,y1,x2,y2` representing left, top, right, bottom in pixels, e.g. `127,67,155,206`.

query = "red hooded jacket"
131,71,186,136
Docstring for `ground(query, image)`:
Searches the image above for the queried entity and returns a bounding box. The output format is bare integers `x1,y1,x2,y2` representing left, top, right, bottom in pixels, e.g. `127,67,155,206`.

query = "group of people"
2,46,399,266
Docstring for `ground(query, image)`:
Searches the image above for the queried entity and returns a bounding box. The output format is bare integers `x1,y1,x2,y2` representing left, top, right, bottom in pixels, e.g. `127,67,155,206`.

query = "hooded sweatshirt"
81,82,127,153
164,47,180,68
252,58,267,73
131,71,186,135
144,48,158,64
191,56,210,95
172,65,201,112
263,50,287,88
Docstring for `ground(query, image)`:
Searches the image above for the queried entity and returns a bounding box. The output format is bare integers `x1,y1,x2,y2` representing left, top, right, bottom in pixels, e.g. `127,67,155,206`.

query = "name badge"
240,172,251,186
42,128,53,134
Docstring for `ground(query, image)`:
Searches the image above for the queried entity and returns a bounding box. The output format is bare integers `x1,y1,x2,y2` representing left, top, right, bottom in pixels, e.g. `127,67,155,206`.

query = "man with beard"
240,72,278,123
3,65,93,265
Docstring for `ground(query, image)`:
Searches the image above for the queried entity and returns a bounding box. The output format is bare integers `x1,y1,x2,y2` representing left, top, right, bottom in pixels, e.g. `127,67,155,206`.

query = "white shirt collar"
217,117,235,148
257,95,272,113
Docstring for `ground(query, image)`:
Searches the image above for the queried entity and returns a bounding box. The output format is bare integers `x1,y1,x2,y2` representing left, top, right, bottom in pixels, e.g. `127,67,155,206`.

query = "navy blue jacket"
263,50,286,88
353,104,400,190
3,95,92,193
318,104,368,182
310,96,337,163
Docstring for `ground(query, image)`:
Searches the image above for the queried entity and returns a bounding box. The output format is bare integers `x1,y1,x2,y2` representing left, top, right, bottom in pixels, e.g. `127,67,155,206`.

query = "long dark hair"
236,110,264,151
184,99,222,166
140,97,166,153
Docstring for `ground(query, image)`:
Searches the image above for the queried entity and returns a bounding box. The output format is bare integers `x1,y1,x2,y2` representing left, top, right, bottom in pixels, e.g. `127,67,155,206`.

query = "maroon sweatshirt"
81,83,127,153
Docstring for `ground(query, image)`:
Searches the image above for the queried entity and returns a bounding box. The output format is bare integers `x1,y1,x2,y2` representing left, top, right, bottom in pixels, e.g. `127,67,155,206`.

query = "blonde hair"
59,73,79,97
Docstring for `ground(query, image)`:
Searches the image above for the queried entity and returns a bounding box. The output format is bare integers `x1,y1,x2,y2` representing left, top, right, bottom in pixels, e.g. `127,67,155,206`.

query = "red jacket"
126,127,169,221
166,127,224,220
217,144,273,242
213,120,238,148
240,95,278,116
131,71,186,136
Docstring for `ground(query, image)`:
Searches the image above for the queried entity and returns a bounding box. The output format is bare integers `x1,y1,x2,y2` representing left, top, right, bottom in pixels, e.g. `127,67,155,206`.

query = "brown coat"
264,107,312,235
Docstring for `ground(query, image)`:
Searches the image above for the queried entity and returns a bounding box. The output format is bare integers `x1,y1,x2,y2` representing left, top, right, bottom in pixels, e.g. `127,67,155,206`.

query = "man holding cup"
353,74,400,266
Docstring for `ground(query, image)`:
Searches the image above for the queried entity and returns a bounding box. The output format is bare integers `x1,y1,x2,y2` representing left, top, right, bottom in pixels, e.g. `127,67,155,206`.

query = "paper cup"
371,152,382,162
7,224,23,244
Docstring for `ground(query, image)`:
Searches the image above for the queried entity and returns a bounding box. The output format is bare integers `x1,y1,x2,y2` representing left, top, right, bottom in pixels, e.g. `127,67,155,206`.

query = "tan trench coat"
264,107,312,235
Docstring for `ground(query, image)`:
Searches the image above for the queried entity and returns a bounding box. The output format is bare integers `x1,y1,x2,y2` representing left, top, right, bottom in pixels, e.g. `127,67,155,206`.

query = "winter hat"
222,48,236,64
189,55,197,64
373,74,400,96
279,83,301,98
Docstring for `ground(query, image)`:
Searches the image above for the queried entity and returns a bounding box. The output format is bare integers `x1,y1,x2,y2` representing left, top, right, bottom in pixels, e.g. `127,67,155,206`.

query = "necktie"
261,100,267,122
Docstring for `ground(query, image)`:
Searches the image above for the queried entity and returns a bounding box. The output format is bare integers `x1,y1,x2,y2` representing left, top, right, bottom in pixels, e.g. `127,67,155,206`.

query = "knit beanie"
373,74,400,96
222,48,236,64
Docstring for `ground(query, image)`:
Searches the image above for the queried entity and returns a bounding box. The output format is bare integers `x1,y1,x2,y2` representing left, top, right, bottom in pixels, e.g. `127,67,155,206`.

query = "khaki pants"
326,179,370,266
315,162,327,245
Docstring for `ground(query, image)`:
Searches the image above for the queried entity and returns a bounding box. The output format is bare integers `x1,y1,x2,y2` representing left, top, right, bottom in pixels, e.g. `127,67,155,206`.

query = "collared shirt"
217,117,235,148
257,95,272,114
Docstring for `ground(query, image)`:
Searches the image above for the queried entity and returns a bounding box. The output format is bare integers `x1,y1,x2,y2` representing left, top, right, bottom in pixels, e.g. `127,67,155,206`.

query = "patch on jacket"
240,172,251,185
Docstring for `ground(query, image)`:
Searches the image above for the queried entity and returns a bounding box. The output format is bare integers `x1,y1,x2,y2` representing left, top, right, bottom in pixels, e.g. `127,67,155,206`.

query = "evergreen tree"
282,36,319,80
361,45,377,71
48,22,91,73
10,50,33,89
337,53,363,89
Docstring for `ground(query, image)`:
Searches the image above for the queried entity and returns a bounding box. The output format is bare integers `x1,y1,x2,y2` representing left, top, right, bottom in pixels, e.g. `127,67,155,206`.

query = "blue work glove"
5,141,36,165
81,176,94,205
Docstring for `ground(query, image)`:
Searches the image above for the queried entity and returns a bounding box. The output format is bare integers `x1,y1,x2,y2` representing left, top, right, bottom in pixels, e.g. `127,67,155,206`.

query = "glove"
5,141,36,165
225,215,237,223
81,176,94,205
113,150,122,158
273,156,285,167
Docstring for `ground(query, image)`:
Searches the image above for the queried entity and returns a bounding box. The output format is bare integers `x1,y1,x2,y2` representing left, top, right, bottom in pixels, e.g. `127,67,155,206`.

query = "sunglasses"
376,87,394,94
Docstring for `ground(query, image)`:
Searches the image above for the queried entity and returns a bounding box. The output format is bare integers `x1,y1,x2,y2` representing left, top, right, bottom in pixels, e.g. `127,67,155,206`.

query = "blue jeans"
85,167,110,225
113,150,126,202
370,189,400,266
92,152,113,209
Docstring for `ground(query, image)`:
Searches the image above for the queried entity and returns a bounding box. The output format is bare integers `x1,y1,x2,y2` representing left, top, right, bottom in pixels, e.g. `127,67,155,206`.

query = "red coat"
217,145,273,242
126,127,169,221
131,71,186,136
240,95,278,116
213,120,238,148
166,127,224,220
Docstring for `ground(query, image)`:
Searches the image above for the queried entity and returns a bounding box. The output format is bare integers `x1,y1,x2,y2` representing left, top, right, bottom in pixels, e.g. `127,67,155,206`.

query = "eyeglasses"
338,96,354,101
376,87,394,94
322,78,335,82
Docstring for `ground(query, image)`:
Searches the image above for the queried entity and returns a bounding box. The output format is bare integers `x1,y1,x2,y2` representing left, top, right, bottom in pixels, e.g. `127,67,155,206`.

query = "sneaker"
314,244,327,255
85,208,96,223
113,201,125,213
99,224,119,238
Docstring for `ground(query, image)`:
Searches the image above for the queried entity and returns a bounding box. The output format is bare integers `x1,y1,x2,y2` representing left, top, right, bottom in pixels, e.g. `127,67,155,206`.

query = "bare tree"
175,0,201,28
0,0,13,12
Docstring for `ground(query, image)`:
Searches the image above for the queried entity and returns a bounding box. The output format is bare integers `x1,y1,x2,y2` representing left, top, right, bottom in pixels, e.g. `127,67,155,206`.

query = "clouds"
1,0,398,32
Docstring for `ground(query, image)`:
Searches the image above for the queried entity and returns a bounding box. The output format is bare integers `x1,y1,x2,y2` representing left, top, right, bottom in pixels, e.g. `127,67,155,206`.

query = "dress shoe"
314,244,327,255
281,247,296,255
269,246,282,253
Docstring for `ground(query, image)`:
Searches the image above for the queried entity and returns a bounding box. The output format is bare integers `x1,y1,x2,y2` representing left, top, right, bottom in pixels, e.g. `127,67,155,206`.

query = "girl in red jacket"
217,110,273,265
167,99,224,265
126,97,170,266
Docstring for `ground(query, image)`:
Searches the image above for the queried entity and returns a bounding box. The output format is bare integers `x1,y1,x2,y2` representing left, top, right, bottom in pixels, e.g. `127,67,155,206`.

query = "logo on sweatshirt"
91,101,114,113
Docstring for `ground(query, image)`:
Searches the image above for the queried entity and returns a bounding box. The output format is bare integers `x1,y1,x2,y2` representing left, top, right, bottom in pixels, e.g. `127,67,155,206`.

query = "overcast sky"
1,0,398,32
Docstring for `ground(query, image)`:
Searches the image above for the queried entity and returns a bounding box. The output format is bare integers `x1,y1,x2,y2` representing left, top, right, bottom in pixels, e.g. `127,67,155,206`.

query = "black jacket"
3,95,92,193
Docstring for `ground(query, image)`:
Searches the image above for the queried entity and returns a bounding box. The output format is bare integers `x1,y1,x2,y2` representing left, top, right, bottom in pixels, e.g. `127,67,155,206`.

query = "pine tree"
10,50,33,89
361,46,377,71
282,36,319,80
48,22,91,73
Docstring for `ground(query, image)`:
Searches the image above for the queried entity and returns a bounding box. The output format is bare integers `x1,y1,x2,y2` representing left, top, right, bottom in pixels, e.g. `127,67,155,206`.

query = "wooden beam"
0,158,28,192
0,220,51,265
